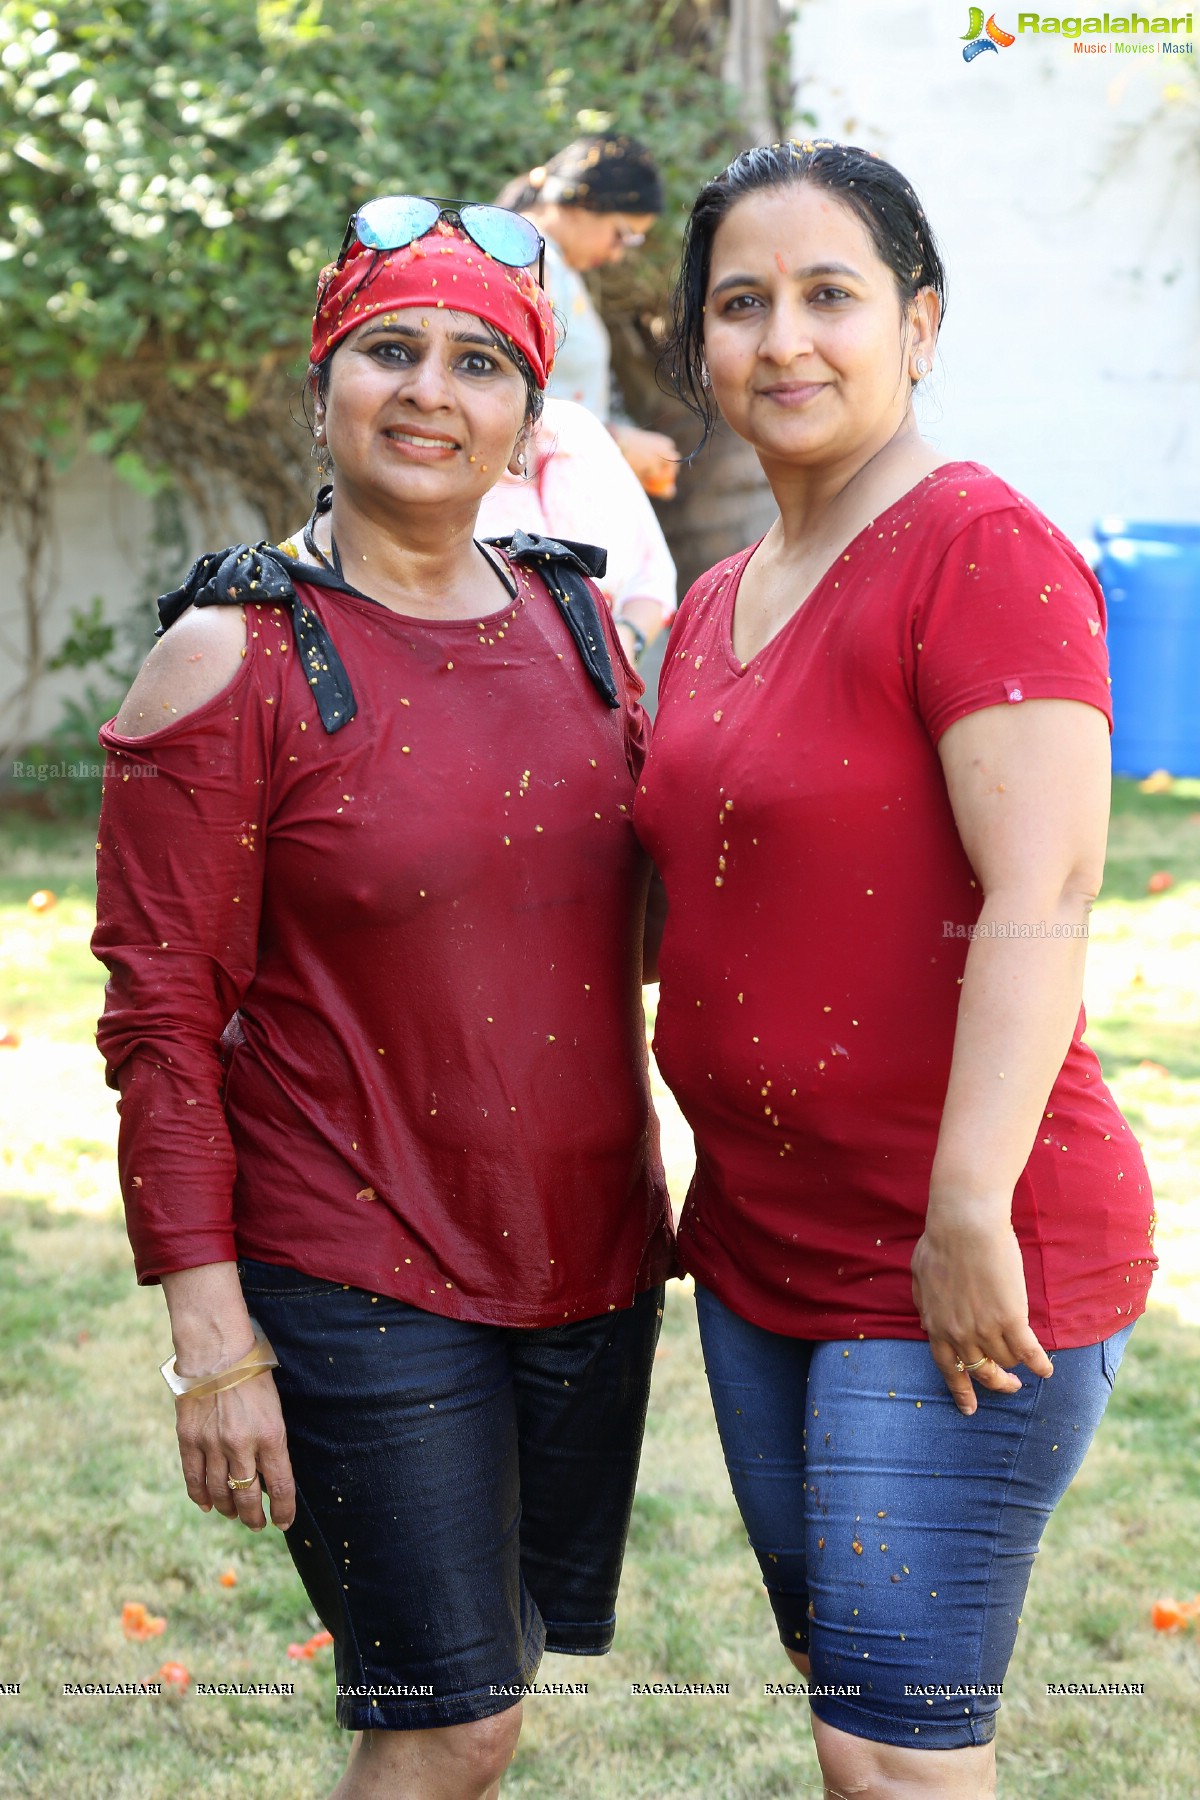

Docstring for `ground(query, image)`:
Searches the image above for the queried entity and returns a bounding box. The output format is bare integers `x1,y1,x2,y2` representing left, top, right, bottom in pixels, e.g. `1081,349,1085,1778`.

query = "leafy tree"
2,0,799,774
0,0,748,527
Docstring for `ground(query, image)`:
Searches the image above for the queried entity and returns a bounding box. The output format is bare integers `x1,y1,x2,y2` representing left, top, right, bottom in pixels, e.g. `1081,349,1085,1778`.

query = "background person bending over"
499,133,680,498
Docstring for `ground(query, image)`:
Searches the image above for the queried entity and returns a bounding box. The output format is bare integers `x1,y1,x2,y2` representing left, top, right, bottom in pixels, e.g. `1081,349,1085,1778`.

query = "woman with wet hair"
499,133,680,500
93,196,673,1800
636,141,1154,1796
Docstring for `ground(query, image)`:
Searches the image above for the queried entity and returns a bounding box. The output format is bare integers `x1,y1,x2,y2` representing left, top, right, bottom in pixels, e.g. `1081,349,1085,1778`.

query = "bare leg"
330,1706,523,1800
811,1713,996,1800
783,1651,996,1798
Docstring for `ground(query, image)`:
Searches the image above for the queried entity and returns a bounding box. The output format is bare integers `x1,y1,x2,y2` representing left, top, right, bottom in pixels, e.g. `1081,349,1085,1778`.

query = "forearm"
112,1050,241,1280
161,1260,295,1531
930,882,1094,1214
161,1262,255,1374
615,596,669,660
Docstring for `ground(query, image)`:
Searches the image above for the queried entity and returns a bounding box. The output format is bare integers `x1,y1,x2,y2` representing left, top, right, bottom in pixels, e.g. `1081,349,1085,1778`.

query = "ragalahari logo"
962,8,1017,58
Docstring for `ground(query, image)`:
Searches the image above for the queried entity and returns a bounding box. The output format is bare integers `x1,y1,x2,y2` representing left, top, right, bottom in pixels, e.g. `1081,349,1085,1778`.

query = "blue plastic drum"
1093,519,1200,778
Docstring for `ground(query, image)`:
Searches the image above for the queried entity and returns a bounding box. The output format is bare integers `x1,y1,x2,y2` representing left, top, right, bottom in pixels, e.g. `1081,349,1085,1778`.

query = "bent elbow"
1066,865,1104,911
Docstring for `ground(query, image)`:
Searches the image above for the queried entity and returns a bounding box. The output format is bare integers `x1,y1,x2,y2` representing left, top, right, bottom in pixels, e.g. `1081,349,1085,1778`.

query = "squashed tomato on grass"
1150,1597,1200,1632
122,1601,166,1640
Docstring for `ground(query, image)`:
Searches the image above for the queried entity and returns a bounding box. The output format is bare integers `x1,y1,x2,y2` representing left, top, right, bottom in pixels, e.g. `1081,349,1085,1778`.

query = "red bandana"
311,222,556,386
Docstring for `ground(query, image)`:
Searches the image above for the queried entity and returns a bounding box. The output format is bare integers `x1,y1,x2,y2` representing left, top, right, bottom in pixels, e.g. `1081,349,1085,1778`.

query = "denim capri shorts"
695,1283,1134,1750
238,1259,664,1731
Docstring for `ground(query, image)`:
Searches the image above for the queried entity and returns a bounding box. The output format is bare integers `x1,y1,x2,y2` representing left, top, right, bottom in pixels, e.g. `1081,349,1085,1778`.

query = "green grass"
0,782,1198,1799
1085,776,1200,1323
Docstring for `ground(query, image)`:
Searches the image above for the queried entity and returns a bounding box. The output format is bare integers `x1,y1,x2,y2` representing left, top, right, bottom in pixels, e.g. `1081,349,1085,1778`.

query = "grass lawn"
1,784,1198,1799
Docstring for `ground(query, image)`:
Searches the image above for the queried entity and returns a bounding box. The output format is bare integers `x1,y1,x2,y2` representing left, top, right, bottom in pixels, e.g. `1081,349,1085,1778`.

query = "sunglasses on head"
337,195,545,287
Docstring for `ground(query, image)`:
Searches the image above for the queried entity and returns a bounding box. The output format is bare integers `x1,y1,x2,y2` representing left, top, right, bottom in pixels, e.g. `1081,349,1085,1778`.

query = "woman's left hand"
911,1210,1055,1415
609,423,679,498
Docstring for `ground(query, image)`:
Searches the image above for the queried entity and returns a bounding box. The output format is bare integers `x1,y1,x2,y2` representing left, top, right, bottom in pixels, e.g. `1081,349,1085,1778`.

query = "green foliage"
46,594,114,671
0,0,745,468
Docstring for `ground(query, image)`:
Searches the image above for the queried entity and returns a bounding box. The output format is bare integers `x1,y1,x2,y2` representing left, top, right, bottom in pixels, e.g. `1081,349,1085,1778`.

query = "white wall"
0,458,267,748
1,460,150,750
786,0,1200,540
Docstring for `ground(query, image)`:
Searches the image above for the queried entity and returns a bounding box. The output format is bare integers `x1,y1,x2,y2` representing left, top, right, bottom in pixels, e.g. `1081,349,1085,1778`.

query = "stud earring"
915,357,930,377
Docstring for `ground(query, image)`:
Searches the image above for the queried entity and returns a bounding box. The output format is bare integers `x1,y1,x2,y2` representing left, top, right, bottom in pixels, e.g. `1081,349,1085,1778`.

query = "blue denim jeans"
239,1259,664,1731
695,1283,1133,1749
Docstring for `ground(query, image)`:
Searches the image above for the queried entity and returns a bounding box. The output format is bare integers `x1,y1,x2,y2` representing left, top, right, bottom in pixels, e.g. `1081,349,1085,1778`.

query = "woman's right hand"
162,1261,296,1530
174,1372,296,1532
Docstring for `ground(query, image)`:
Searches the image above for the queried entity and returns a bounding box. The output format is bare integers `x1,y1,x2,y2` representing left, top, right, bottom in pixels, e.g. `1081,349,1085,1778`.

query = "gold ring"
955,1356,990,1374
226,1472,258,1491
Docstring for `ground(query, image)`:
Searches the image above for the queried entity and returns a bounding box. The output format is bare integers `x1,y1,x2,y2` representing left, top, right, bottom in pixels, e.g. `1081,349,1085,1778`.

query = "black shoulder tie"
155,543,358,734
487,531,619,709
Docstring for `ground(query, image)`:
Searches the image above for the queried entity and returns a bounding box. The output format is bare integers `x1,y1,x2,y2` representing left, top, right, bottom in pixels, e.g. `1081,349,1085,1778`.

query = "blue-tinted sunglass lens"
354,195,441,252
459,204,541,268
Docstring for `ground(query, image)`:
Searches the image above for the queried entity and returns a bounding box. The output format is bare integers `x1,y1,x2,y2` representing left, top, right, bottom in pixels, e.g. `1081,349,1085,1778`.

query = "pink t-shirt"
634,464,1155,1348
475,399,677,624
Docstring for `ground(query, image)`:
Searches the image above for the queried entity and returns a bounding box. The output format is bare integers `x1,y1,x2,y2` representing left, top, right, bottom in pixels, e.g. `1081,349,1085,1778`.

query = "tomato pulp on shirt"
95,558,673,1326
635,464,1154,1347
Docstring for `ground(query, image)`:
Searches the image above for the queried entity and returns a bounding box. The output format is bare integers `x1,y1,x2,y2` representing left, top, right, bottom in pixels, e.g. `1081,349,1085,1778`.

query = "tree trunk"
661,418,778,597
603,0,788,693
722,0,788,142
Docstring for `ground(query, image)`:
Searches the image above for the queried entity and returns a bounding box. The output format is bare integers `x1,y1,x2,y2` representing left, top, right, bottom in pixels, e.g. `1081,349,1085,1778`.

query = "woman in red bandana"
92,200,674,1799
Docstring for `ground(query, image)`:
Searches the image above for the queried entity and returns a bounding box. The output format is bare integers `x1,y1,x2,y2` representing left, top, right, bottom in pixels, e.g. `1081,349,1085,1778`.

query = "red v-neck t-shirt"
634,463,1154,1348
94,554,674,1326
